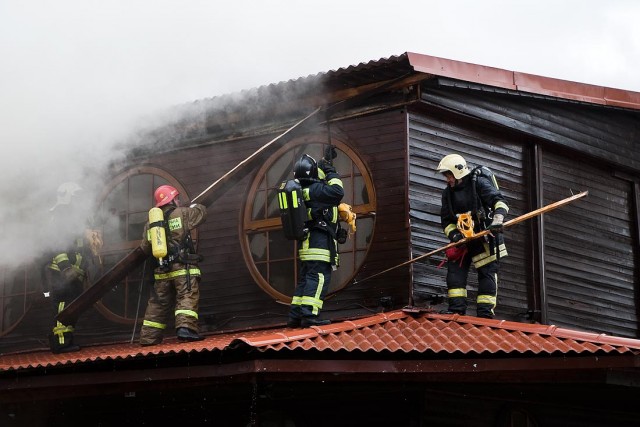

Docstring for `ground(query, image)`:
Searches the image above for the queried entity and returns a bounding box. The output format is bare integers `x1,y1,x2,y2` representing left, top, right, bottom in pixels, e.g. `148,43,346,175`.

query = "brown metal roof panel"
407,51,516,90
514,71,607,105
604,86,640,109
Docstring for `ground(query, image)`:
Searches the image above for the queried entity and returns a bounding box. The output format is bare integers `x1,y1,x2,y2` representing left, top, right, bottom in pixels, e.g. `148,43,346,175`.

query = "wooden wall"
407,105,533,320
0,108,412,352
411,81,640,336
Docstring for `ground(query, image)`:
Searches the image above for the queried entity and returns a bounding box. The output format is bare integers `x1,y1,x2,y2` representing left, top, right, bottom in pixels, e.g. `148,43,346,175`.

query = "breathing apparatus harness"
445,167,501,260
149,205,203,292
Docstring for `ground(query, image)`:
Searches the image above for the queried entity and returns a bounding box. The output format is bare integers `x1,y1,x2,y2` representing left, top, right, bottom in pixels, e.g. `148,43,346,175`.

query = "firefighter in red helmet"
139,184,207,345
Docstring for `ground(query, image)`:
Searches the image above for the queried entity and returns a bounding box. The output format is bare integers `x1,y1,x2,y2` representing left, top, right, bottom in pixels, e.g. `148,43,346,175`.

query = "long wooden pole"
352,191,588,286
191,107,322,206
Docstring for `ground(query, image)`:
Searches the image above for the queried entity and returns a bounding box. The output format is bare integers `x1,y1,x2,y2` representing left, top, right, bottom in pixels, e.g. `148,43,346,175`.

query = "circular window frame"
94,165,192,324
239,133,376,302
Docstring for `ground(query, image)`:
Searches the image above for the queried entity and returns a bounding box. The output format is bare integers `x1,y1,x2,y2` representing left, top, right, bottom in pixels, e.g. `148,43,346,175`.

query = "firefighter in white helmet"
139,185,207,346
436,154,509,319
44,182,100,353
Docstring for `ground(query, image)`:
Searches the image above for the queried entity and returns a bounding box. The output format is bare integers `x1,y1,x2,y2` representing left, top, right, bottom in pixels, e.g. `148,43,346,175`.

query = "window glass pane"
331,251,354,290
102,209,126,245
249,233,268,262
305,144,323,163
267,151,294,188
338,229,354,251
356,217,374,249
153,176,170,189
333,151,350,172
128,212,147,242
354,176,369,205
340,176,353,205
266,190,280,219
255,262,267,280
252,190,266,221
269,260,296,295
270,231,295,260
104,180,127,212
129,174,153,212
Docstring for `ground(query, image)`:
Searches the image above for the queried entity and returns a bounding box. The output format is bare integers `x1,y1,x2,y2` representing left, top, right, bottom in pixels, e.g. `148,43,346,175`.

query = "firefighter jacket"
46,237,92,286
299,170,344,265
44,235,94,351
139,202,207,343
441,174,509,268
141,203,207,269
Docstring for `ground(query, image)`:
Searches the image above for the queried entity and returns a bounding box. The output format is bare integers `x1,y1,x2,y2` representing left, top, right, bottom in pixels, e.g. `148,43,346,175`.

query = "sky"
0,0,638,266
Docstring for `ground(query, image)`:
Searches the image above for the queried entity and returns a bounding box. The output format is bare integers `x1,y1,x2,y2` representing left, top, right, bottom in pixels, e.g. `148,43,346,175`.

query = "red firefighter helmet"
154,185,179,207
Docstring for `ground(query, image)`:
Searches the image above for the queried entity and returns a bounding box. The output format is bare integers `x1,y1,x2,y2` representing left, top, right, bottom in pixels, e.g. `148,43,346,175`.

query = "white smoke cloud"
0,0,638,272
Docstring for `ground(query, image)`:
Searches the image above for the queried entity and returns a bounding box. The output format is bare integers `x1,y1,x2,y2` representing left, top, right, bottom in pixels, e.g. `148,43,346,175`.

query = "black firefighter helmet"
293,154,318,183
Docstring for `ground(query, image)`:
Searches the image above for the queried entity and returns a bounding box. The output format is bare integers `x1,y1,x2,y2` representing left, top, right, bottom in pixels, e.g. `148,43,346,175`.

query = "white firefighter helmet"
50,182,83,211
436,154,470,180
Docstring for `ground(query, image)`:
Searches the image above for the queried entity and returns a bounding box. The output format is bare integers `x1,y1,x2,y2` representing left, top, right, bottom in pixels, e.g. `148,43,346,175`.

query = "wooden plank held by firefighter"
56,246,147,325
352,190,589,286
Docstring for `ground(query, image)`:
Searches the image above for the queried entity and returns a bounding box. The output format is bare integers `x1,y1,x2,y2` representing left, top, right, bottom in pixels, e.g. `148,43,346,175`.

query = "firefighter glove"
324,146,337,160
318,158,336,175
449,230,464,243
488,213,504,231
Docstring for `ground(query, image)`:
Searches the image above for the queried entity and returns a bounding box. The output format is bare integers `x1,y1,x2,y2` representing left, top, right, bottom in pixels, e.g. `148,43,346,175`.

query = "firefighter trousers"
289,260,332,321
140,265,201,345
446,248,499,318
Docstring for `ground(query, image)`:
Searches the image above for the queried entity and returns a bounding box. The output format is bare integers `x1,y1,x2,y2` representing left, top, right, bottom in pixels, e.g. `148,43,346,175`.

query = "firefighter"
287,149,344,327
44,182,97,353
139,185,207,346
437,154,508,319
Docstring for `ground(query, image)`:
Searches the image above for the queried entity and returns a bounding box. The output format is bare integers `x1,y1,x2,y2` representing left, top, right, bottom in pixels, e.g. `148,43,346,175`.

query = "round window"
94,166,190,324
241,135,376,302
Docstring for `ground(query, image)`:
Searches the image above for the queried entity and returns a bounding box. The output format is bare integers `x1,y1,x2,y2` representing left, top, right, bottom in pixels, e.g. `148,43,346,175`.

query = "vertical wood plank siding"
542,151,638,336
422,81,640,170
420,83,639,336
408,108,532,320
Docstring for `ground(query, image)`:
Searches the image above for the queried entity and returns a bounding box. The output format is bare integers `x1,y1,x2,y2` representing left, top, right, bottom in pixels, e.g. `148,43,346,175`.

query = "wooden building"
1,52,640,426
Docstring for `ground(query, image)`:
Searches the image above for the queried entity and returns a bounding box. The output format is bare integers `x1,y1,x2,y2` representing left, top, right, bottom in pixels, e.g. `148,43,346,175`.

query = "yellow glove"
338,203,357,233
85,228,104,263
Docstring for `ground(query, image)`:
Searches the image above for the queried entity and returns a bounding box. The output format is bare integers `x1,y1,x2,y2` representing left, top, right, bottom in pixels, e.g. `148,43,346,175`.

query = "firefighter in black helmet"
287,148,344,327
436,154,508,319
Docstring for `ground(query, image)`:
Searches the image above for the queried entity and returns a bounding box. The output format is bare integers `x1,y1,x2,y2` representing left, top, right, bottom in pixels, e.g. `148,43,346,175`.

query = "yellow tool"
456,212,475,238
338,203,357,233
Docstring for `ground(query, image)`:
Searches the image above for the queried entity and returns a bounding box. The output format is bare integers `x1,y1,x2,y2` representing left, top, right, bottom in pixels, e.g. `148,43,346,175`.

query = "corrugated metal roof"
2,310,639,372
218,52,640,111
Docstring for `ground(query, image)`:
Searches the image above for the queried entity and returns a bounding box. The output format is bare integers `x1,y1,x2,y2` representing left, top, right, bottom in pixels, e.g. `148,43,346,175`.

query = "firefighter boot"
49,333,80,354
287,305,302,328
287,318,302,328
476,304,495,319
301,317,331,327
441,296,467,315
177,327,204,342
